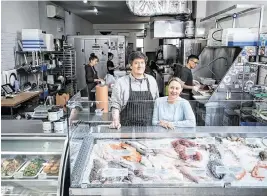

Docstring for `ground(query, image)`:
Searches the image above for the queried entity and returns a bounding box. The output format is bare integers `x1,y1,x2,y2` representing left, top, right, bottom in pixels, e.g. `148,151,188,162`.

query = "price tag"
228,166,243,174
110,149,132,156
143,168,169,176
196,137,215,145
216,166,228,174
185,147,197,155
102,168,128,178
13,171,23,179
205,137,216,144
191,169,206,177
145,141,171,149
81,183,87,189
38,172,47,179
245,138,257,145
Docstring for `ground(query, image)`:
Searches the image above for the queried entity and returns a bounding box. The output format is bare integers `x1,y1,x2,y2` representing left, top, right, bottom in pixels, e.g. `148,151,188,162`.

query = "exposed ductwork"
126,0,192,17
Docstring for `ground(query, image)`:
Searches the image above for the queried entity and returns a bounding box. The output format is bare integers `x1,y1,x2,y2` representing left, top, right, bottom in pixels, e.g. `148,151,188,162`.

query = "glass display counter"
67,92,267,196
1,121,68,196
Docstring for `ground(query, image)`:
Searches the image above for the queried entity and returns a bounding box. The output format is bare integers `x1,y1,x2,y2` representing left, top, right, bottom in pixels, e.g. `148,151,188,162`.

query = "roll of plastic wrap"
45,34,54,51
258,66,267,85
95,84,109,113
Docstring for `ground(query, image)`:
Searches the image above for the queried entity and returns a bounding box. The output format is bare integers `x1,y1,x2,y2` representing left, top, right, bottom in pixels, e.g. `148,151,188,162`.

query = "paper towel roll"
45,34,54,51
96,84,109,113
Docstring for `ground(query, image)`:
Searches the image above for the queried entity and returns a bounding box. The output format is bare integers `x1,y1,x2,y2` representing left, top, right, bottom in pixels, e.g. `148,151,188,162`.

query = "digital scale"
32,105,53,119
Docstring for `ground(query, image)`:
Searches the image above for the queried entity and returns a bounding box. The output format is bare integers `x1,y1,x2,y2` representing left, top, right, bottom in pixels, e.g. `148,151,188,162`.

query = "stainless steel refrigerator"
68,35,126,90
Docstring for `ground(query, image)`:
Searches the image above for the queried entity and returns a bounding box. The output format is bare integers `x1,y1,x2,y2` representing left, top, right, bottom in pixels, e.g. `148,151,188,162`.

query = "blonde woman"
152,77,196,129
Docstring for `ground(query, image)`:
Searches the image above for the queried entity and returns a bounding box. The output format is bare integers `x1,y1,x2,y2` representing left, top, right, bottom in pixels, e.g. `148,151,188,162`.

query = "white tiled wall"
1,1,94,73
1,32,17,71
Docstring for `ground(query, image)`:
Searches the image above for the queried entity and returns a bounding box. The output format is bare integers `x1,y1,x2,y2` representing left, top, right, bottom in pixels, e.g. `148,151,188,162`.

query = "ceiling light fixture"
93,7,98,15
83,0,88,3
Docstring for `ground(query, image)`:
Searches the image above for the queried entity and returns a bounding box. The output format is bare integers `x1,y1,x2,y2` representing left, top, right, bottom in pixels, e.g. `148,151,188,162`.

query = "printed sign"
102,168,128,178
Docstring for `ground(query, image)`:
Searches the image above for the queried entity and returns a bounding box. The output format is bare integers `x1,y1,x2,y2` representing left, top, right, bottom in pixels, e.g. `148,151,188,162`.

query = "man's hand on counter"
109,120,121,129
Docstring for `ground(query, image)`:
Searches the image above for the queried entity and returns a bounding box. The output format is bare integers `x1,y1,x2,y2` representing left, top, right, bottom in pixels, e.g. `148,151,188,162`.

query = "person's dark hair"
89,53,98,62
187,55,199,63
108,52,114,58
128,51,147,65
156,49,163,60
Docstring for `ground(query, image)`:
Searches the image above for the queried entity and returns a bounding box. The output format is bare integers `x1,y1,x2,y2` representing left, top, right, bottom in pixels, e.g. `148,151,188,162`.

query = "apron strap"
128,76,151,97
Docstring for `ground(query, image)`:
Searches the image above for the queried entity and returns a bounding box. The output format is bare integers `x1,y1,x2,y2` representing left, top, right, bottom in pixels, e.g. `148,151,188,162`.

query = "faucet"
194,57,228,81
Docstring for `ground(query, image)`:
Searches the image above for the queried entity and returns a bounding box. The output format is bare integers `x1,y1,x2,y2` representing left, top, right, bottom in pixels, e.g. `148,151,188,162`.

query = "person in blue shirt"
152,77,196,129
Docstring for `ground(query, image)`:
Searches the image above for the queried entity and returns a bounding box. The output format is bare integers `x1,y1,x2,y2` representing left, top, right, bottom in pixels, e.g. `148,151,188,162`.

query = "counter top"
90,125,267,133
1,91,41,107
76,111,112,123
1,120,66,137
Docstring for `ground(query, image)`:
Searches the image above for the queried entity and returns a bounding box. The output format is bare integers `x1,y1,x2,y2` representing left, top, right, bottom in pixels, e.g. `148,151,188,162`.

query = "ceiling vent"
126,0,192,16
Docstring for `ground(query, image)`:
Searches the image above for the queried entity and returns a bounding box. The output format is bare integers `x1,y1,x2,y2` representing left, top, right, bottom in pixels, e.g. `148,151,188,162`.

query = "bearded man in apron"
110,51,159,129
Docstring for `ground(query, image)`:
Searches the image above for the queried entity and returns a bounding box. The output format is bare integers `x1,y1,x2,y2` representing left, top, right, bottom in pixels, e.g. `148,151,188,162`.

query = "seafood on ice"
172,139,202,161
86,137,267,186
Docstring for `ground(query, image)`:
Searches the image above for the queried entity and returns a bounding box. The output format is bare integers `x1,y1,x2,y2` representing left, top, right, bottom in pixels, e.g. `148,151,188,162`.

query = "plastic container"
54,119,67,133
48,108,60,122
42,120,53,133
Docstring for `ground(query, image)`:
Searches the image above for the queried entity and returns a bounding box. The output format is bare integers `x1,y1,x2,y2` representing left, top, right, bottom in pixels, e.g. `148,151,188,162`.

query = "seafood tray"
1,156,26,179
40,157,61,179
80,138,228,187
16,158,45,179
73,136,267,188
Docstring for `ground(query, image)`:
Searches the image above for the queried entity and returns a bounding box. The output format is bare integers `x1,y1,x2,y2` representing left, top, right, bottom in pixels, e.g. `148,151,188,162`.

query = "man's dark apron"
120,78,154,126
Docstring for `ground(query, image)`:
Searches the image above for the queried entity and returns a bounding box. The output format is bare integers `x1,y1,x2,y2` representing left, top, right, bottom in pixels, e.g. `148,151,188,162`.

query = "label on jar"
43,122,52,132
185,147,197,155
216,166,228,174
102,168,128,178
13,171,23,179
54,121,65,133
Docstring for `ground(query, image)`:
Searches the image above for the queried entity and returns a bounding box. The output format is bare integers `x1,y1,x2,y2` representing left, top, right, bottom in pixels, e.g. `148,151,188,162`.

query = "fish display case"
67,98,267,196
1,124,68,196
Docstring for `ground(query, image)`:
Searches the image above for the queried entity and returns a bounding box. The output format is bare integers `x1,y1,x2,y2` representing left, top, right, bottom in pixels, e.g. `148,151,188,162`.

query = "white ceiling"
53,1,151,24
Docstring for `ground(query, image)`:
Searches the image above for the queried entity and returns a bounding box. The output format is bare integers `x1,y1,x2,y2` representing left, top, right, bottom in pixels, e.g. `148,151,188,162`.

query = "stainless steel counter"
1,120,66,137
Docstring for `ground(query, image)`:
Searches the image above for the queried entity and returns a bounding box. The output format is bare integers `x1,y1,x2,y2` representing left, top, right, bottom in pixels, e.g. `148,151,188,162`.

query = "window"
136,38,144,52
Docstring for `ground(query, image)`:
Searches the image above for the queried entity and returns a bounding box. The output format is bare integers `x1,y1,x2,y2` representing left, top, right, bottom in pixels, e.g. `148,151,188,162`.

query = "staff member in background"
174,55,200,100
85,53,104,101
152,77,196,129
107,52,116,76
110,51,159,129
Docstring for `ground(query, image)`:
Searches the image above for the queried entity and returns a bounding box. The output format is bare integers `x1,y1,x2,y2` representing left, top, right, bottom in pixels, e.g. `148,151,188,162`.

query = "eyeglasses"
190,60,199,65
